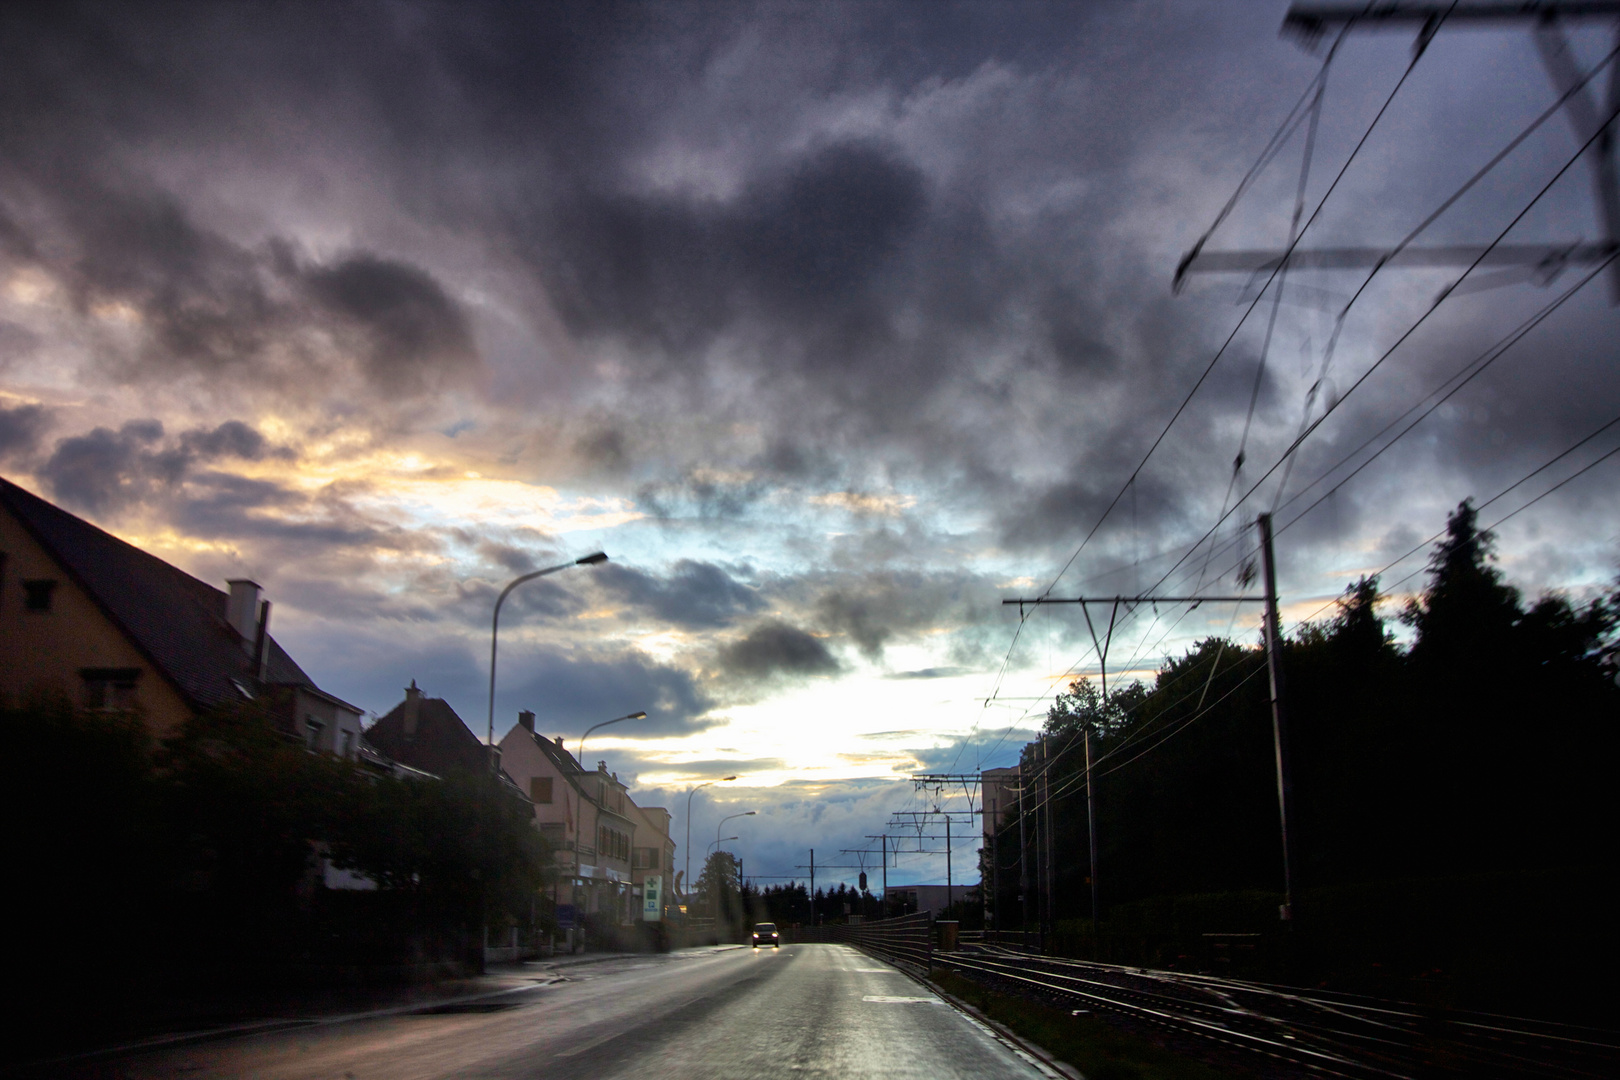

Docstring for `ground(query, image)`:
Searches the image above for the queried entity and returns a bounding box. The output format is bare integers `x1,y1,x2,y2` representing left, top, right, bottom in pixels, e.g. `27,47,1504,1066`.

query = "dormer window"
305,716,325,752
23,579,56,612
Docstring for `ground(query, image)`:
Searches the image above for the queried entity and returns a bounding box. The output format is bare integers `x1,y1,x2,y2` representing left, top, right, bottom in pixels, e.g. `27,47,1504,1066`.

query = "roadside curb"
10,944,755,1073
848,947,1085,1080
927,982,1087,1080
3,979,547,1073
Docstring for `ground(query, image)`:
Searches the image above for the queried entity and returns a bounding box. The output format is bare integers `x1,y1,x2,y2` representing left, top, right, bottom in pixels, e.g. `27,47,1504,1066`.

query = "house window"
80,668,140,711
305,717,325,752
529,777,553,804
340,729,356,759
23,579,57,612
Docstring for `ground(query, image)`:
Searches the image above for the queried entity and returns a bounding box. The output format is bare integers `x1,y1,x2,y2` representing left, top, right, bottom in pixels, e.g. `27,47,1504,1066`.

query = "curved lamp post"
717,810,755,848
707,836,738,855
486,552,608,766
684,776,736,902
577,710,647,765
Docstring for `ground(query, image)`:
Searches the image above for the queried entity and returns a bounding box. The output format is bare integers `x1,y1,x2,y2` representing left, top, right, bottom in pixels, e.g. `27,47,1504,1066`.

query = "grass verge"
929,968,1236,1080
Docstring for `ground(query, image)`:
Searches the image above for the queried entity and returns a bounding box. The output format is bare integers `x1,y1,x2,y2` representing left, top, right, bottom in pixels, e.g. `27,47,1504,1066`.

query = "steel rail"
949,945,1620,1078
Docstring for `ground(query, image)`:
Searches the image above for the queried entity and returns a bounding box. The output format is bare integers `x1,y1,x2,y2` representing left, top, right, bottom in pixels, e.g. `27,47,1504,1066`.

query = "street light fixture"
486,553,609,766
707,836,738,854
684,776,737,901
578,711,647,763
717,810,755,848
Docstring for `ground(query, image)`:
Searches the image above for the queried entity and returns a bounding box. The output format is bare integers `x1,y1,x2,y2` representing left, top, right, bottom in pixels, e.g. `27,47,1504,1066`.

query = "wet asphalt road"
53,944,1055,1079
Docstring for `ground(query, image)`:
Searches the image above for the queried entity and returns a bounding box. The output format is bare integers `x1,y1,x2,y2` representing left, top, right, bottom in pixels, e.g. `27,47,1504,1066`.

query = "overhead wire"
1267,33,1620,515
1132,91,1620,620
971,10,1614,785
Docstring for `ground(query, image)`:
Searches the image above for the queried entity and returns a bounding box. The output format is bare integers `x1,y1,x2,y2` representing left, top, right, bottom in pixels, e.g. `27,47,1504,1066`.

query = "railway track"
935,944,1620,1079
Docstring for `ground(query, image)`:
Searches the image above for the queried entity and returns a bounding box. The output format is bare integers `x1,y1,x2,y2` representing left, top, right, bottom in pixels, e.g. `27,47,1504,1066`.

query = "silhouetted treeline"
5,698,548,1052
989,501,1618,1013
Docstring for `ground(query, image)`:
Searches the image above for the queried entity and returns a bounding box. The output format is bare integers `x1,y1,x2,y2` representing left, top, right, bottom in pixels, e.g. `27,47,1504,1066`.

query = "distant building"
887,883,977,917
981,766,1021,843
0,476,363,750
498,712,674,938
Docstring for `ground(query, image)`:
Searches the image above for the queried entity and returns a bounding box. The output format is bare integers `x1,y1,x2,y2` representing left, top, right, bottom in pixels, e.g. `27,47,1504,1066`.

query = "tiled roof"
0,476,314,709
367,693,529,797
367,695,491,777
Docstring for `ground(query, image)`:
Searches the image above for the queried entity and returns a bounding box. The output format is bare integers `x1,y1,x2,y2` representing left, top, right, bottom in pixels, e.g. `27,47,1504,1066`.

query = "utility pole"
865,834,891,916
1017,766,1031,947
1259,513,1298,924
945,814,952,912
809,848,816,927
1003,588,1278,925
1042,734,1055,950
1085,727,1099,953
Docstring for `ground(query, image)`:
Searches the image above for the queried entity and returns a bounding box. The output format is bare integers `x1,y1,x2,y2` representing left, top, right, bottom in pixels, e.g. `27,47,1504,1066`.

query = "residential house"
498,711,670,940
0,476,363,749
366,683,530,796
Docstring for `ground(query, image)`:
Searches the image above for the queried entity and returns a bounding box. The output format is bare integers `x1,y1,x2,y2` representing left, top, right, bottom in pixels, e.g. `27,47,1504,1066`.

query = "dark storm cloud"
40,418,289,515
535,138,928,352
0,161,476,395
814,571,997,661
304,255,478,392
0,402,49,459
720,620,841,679
598,560,764,628
493,646,717,738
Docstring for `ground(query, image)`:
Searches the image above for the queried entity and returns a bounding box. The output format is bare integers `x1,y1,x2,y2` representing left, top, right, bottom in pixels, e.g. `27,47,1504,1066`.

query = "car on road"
751,922,780,948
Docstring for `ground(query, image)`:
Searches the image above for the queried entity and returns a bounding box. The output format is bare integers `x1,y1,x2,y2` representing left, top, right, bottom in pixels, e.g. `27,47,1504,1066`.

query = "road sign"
642,875,663,921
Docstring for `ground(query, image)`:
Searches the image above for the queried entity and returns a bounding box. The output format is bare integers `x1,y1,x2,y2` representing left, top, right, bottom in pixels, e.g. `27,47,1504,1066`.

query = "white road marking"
862,995,943,1003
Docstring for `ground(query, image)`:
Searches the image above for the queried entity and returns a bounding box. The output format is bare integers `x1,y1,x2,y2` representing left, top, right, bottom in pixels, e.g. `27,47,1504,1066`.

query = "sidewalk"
6,950,657,1072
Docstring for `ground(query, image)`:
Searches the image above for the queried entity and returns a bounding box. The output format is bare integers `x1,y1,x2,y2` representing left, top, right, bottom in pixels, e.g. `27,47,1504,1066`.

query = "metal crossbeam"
1180,4,1620,302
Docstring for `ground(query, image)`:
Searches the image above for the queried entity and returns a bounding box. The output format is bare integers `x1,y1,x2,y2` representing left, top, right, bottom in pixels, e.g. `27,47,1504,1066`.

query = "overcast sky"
3,1,1616,889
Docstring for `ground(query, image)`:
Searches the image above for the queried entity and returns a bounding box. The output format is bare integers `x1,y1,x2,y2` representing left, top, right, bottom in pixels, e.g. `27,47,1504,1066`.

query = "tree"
1404,499,1522,671
695,850,744,931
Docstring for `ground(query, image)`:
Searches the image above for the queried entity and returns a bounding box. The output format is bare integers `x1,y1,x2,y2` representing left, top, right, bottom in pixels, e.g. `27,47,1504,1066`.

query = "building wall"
981,766,1021,842
498,729,578,865
0,502,192,735
285,686,365,758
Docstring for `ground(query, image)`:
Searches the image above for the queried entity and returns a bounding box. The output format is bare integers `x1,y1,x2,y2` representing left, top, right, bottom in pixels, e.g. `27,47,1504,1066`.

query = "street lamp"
570,709,647,929
578,711,647,764
708,836,739,854
717,810,755,848
486,552,608,765
684,776,737,901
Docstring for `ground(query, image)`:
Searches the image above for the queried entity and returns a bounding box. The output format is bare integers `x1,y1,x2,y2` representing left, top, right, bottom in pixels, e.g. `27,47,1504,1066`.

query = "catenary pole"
1259,513,1298,924
1086,727,1099,954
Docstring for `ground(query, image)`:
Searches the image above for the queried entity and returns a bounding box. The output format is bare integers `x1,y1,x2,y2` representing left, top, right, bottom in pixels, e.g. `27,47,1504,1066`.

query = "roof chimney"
555,735,565,748
404,680,421,738
518,710,535,733
226,580,261,655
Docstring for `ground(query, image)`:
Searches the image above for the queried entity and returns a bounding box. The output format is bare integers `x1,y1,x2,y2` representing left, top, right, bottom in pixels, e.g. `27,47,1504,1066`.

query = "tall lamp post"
486,552,609,764
578,710,647,764
571,710,647,936
717,810,755,849
684,776,736,906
